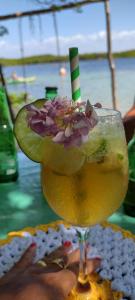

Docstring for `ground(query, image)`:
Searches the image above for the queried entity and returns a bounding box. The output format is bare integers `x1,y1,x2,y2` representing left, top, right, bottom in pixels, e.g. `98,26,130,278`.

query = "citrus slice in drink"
41,139,85,175
81,137,107,163
100,152,125,172
14,99,85,175
14,99,46,162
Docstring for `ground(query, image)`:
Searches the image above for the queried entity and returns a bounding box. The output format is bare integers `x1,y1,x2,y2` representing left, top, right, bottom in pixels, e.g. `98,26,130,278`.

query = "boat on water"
7,76,36,85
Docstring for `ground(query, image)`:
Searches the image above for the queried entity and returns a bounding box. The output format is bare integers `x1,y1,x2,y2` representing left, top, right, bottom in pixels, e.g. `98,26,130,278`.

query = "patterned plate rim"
0,220,135,245
0,221,134,300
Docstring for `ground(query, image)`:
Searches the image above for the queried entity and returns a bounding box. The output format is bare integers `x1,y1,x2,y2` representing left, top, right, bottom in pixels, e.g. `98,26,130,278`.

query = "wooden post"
104,0,118,110
0,0,104,21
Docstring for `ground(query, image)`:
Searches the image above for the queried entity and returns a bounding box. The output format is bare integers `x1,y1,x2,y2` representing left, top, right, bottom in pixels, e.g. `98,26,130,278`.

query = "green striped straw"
69,47,81,102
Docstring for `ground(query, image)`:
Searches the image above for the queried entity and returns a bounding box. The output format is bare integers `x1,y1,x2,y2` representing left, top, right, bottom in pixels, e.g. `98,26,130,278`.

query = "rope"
52,11,61,69
29,15,35,35
38,14,43,42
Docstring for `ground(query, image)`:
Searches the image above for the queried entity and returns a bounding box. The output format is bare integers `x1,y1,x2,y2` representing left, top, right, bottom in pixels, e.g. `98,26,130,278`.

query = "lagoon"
3,57,135,116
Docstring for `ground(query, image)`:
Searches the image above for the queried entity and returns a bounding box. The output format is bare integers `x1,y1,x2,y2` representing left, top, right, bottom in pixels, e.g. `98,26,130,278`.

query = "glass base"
67,275,92,300
66,274,114,300
67,287,92,300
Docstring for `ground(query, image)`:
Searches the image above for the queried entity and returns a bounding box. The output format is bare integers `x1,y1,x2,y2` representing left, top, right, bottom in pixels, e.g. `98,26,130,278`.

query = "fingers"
57,269,77,298
30,243,73,275
44,242,72,266
66,249,80,277
87,257,101,274
32,243,100,278
14,243,37,271
66,248,80,265
66,245,101,277
56,250,101,298
44,269,77,299
86,243,101,274
30,262,62,275
44,243,80,276
43,244,100,275
31,246,79,277
0,243,36,285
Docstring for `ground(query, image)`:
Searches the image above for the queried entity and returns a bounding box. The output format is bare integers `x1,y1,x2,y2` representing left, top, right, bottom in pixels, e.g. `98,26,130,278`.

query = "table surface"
0,152,135,239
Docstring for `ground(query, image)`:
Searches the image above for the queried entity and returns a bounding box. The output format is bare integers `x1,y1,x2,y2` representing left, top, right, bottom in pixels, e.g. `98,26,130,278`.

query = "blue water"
3,58,135,116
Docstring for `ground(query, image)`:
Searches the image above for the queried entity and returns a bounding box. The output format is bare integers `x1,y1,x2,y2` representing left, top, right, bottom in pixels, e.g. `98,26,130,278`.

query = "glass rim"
94,107,121,118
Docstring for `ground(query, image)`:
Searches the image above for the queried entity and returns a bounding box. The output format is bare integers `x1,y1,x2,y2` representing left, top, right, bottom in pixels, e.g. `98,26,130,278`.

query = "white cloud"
112,30,135,40
0,40,6,47
0,30,135,58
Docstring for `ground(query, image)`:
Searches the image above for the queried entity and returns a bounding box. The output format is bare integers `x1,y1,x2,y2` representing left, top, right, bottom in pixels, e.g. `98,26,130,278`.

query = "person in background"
123,116,135,143
59,65,67,77
11,72,19,81
123,100,135,143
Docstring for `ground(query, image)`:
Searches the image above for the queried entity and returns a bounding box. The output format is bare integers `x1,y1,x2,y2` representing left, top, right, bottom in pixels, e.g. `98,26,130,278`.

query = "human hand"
0,241,100,300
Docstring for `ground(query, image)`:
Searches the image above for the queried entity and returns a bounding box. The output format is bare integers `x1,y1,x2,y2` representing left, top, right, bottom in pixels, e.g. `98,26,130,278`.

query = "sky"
0,0,135,58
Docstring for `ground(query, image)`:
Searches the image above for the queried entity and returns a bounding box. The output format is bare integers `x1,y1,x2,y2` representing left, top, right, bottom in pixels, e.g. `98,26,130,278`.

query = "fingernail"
63,241,72,247
94,257,101,261
30,242,37,248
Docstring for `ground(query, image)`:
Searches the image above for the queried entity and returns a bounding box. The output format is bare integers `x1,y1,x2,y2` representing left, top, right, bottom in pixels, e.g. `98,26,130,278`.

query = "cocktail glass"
41,107,128,299
14,101,128,300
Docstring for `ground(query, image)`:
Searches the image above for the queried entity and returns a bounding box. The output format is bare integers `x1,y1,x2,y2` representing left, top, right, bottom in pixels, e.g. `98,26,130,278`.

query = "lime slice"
81,137,107,163
14,99,47,162
42,140,85,175
14,99,85,175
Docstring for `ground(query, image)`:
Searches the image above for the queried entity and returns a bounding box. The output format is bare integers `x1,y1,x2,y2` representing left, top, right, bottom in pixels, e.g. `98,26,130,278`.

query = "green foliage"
113,50,135,58
0,50,135,66
10,93,29,105
9,93,34,116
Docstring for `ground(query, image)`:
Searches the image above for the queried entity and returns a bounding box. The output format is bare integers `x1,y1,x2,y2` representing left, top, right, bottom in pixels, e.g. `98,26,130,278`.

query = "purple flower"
26,98,98,148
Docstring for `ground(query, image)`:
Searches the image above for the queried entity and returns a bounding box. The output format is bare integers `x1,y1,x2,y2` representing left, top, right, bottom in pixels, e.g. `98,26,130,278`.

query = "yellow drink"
14,84,129,299
42,120,128,226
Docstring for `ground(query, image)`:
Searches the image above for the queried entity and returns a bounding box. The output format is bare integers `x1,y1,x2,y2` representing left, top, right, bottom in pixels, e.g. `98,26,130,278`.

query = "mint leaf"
92,138,107,163
117,153,124,160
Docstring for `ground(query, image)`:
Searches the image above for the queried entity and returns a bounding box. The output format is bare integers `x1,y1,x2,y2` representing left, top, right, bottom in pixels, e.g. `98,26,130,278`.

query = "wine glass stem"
76,228,90,291
79,239,87,278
